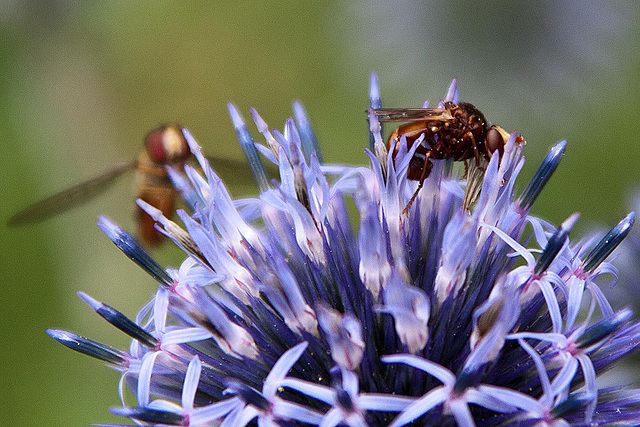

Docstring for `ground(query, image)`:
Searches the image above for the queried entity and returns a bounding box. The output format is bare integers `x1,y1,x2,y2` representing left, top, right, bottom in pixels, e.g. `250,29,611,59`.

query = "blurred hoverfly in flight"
7,125,257,246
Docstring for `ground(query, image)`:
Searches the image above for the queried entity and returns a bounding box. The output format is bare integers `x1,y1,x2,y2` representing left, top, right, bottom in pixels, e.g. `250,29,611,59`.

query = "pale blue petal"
449,398,475,427
161,327,213,347
190,397,243,425
381,355,454,385
281,378,335,404
137,351,161,407
480,222,536,266
388,387,448,427
551,357,579,395
272,399,323,425
263,342,308,397
319,408,343,427
358,394,414,411
472,385,541,412
182,356,201,410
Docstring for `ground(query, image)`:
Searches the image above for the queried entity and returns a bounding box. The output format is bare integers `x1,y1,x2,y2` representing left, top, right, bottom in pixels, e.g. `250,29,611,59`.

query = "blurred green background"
2,1,640,425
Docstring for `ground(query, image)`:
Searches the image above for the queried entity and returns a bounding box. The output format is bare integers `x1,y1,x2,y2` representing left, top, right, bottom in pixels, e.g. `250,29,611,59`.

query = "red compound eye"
144,125,190,164
144,127,168,163
486,126,505,157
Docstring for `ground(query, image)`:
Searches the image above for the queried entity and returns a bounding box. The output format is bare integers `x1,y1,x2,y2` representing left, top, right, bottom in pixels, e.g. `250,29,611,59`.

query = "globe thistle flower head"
48,73,640,426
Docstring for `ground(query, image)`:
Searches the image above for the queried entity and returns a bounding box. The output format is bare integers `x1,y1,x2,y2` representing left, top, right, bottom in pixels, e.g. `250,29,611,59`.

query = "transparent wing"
7,160,136,226
205,155,279,185
372,108,453,123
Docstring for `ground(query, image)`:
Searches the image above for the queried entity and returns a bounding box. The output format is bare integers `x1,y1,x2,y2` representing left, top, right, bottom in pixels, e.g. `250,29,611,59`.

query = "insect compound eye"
144,127,168,163
485,126,505,156
144,125,190,164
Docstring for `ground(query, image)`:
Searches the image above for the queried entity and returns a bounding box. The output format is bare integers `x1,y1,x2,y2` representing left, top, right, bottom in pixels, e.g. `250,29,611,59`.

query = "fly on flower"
48,74,640,427
373,101,522,212
6,124,263,246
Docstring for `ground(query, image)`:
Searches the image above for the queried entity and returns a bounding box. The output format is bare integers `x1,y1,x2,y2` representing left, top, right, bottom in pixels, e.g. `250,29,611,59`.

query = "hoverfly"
373,101,520,212
7,125,257,246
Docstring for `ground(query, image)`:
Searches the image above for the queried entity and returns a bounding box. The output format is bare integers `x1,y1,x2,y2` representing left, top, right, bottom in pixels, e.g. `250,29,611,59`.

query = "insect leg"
403,151,432,215
463,131,482,168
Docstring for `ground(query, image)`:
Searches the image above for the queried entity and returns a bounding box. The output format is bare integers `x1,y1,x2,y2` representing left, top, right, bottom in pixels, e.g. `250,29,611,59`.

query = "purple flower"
49,74,640,426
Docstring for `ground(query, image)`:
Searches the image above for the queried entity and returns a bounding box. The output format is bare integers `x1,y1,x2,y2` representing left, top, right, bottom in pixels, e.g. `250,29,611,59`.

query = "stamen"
575,309,632,349
293,101,323,164
583,212,635,272
228,103,269,192
77,292,158,348
97,216,173,288
369,72,382,151
226,379,270,411
517,140,566,213
549,393,592,419
453,365,481,395
165,165,198,210
317,304,364,371
137,199,210,268
336,388,355,411
109,407,184,425
250,107,280,161
534,212,579,275
367,107,388,179
444,78,458,102
46,329,127,365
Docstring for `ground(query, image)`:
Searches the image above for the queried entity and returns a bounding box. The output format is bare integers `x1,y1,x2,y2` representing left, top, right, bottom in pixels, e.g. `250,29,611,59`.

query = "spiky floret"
49,74,640,426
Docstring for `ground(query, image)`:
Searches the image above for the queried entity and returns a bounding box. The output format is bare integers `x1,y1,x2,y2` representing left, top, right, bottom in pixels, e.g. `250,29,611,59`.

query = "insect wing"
7,160,136,226
462,157,489,210
205,155,279,185
372,108,453,123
